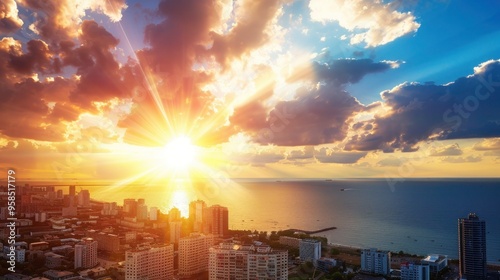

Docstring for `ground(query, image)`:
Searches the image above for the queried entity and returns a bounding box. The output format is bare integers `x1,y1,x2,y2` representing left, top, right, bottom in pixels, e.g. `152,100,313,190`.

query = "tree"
332,272,344,280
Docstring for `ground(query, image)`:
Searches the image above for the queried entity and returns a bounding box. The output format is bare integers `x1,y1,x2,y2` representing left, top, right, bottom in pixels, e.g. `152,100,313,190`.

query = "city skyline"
1,1,500,185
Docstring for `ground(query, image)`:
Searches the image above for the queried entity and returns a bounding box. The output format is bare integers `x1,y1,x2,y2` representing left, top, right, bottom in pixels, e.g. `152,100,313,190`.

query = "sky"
1,0,500,185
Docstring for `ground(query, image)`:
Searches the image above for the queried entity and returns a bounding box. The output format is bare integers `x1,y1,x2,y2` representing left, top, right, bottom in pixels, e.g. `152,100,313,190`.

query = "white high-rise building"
149,207,158,221
361,248,391,276
299,239,321,265
125,244,174,280
77,189,90,207
189,200,206,232
209,243,288,280
136,204,148,221
169,221,182,244
74,238,98,269
179,233,215,277
401,262,431,280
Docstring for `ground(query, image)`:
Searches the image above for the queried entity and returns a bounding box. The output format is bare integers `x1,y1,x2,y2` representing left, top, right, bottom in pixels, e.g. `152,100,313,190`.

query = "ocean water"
213,179,500,264
81,178,500,264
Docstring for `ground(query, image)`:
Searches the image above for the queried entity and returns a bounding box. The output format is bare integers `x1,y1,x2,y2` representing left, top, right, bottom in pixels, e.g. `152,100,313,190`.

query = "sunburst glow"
161,136,199,170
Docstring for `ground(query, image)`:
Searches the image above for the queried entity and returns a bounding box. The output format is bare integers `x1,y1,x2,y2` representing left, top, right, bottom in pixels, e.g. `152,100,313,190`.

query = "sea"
53,178,500,264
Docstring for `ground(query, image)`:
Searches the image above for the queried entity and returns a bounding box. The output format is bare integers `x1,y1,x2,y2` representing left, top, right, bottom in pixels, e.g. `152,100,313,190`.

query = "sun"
161,136,199,170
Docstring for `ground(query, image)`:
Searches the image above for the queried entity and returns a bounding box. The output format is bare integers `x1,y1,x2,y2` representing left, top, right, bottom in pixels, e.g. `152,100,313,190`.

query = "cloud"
473,138,500,151
288,59,398,85
210,0,282,68
285,146,367,164
376,156,408,167
0,0,24,33
287,146,315,160
230,59,395,146
309,0,420,47
17,0,127,43
443,156,481,163
346,59,500,152
315,148,367,164
430,143,463,156
120,0,238,146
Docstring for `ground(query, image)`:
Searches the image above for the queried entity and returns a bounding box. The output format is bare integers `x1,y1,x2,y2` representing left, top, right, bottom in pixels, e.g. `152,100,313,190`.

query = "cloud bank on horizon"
1,0,500,178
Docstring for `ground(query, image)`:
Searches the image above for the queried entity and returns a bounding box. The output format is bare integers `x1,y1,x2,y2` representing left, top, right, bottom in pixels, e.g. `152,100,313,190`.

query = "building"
179,233,215,277
123,199,138,217
150,207,158,221
101,202,118,216
45,252,65,268
204,205,229,237
317,257,337,272
74,237,98,269
299,239,321,265
169,221,182,244
421,254,448,275
209,242,288,280
458,213,487,280
279,236,300,248
361,248,391,276
77,189,90,207
401,262,430,280
125,244,174,280
3,246,25,263
136,204,148,221
42,270,75,280
86,230,120,253
189,200,206,232
168,207,181,222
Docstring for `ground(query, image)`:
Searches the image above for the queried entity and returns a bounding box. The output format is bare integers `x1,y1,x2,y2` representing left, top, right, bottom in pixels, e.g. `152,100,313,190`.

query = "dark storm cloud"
346,60,500,152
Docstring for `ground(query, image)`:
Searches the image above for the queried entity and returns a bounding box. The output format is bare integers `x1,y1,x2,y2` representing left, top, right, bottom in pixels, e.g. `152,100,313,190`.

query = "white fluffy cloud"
0,0,24,33
309,0,420,47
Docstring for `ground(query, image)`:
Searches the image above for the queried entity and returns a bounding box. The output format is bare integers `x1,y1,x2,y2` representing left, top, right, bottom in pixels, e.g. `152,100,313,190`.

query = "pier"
287,226,337,235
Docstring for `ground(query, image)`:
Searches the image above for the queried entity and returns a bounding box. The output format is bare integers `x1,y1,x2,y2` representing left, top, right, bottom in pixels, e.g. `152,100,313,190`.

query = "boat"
340,188,345,191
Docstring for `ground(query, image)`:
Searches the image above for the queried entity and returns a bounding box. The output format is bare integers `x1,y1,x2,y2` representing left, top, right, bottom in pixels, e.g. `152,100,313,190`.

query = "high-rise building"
361,248,391,276
123,199,138,217
168,207,181,222
125,244,174,280
401,262,430,280
204,205,229,237
179,233,215,277
458,213,487,280
299,239,321,266
189,200,206,232
74,238,98,269
150,207,158,221
69,185,75,207
169,221,182,244
77,189,90,207
209,243,288,280
101,202,118,216
136,204,148,221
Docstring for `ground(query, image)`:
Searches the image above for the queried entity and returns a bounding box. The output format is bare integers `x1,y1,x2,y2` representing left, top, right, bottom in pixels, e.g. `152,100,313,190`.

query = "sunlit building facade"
209,243,288,280
125,244,174,280
74,238,98,269
179,233,215,277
